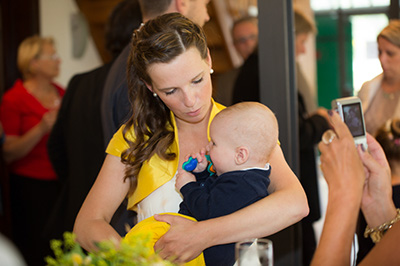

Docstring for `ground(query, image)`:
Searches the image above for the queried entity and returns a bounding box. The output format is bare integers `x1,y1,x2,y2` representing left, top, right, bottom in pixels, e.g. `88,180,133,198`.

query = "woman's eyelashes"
163,76,204,96
193,77,203,84
165,88,176,95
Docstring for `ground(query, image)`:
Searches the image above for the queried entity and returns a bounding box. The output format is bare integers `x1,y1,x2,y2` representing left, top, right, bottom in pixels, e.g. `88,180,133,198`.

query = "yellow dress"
105,100,225,265
106,99,225,212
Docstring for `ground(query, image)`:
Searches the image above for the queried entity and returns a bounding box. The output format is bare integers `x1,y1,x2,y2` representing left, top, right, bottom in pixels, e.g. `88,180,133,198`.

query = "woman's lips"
187,108,201,117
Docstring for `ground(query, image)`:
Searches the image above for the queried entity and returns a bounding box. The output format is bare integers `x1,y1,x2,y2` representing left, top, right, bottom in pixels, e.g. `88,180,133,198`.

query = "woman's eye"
165,89,176,95
193,77,203,84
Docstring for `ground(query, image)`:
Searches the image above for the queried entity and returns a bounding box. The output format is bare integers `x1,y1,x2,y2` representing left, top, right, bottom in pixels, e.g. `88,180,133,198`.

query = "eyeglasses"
234,34,258,45
39,53,60,61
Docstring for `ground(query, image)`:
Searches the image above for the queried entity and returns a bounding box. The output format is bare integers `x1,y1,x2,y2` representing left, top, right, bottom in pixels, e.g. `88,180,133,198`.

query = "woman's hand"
2,108,60,163
315,107,331,124
40,109,58,133
358,134,396,228
312,111,365,266
318,111,365,195
153,214,206,263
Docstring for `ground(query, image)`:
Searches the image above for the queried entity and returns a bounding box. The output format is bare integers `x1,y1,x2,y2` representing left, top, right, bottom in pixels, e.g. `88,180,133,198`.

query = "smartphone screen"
342,103,365,137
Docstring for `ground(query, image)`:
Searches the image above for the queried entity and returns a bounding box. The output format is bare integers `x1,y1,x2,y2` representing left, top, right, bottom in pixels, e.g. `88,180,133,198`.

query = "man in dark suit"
45,0,142,241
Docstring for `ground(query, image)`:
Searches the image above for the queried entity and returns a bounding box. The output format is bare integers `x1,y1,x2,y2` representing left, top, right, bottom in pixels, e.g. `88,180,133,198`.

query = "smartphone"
331,96,368,150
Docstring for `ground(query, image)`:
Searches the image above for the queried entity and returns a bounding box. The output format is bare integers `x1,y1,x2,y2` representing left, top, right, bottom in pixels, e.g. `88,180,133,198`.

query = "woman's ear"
206,48,212,69
235,146,249,165
29,59,39,73
143,80,154,93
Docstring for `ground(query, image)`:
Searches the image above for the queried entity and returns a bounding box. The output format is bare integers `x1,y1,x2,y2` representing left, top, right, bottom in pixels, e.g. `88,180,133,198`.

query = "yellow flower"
71,253,83,265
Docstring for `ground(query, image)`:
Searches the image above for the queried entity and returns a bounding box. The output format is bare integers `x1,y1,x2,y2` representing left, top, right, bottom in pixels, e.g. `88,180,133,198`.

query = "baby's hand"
185,148,208,173
176,168,196,191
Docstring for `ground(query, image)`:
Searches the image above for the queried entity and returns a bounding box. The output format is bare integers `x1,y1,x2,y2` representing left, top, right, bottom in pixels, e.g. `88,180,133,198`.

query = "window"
311,0,390,11
312,0,390,98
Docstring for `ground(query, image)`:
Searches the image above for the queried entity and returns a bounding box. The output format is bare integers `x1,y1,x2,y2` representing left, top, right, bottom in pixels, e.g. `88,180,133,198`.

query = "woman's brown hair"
122,12,208,194
378,19,400,48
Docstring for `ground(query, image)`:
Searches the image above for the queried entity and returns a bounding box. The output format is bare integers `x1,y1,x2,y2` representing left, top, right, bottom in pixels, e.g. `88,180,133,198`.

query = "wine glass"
235,238,273,266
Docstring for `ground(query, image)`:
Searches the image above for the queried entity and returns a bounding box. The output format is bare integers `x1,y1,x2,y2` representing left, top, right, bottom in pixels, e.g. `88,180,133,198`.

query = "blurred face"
233,21,258,60
378,37,400,80
209,118,236,176
146,47,213,125
185,0,210,27
33,42,60,79
295,32,309,58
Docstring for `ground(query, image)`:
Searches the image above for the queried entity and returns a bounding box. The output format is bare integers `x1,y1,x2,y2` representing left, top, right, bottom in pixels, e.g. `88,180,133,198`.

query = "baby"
126,102,279,266
176,101,279,265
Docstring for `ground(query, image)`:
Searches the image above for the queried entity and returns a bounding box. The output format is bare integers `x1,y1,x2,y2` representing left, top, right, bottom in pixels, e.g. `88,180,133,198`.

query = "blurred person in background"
0,35,64,266
45,0,142,242
214,16,258,106
232,16,258,61
358,20,400,136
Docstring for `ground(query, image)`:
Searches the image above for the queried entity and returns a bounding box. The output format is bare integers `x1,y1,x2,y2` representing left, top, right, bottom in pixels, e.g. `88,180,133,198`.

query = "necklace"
382,91,395,100
381,88,400,100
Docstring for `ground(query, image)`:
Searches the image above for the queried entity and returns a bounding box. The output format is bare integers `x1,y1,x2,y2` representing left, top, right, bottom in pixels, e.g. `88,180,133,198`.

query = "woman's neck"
382,76,400,93
24,77,60,109
24,76,53,94
175,104,213,163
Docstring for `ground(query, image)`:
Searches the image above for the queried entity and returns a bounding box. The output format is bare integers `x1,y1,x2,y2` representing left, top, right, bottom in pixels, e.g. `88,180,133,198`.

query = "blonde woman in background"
358,20,400,135
0,35,64,266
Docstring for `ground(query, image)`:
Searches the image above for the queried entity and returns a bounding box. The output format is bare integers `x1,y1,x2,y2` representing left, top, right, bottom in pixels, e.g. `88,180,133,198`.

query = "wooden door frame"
0,0,39,98
0,0,39,237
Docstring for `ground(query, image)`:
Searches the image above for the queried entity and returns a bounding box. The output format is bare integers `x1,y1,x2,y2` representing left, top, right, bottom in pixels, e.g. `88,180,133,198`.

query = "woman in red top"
0,35,64,265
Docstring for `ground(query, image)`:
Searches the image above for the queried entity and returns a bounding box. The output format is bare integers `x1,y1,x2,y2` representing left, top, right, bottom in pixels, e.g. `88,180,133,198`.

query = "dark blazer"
46,63,135,239
101,45,132,146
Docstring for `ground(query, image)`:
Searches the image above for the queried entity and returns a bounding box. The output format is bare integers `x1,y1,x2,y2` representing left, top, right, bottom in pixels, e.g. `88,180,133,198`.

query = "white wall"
39,0,102,88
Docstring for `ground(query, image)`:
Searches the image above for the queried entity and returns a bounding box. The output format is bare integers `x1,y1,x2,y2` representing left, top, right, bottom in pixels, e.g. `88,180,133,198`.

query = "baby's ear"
235,146,249,165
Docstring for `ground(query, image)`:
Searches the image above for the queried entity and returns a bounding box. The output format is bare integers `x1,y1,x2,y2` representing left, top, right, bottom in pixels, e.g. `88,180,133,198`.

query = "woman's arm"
154,144,308,263
311,112,399,265
311,112,366,266
3,110,57,163
73,154,130,251
359,221,400,266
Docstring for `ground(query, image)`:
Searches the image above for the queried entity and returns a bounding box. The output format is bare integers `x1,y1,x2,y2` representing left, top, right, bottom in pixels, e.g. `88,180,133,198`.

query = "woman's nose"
379,53,387,65
183,90,196,107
